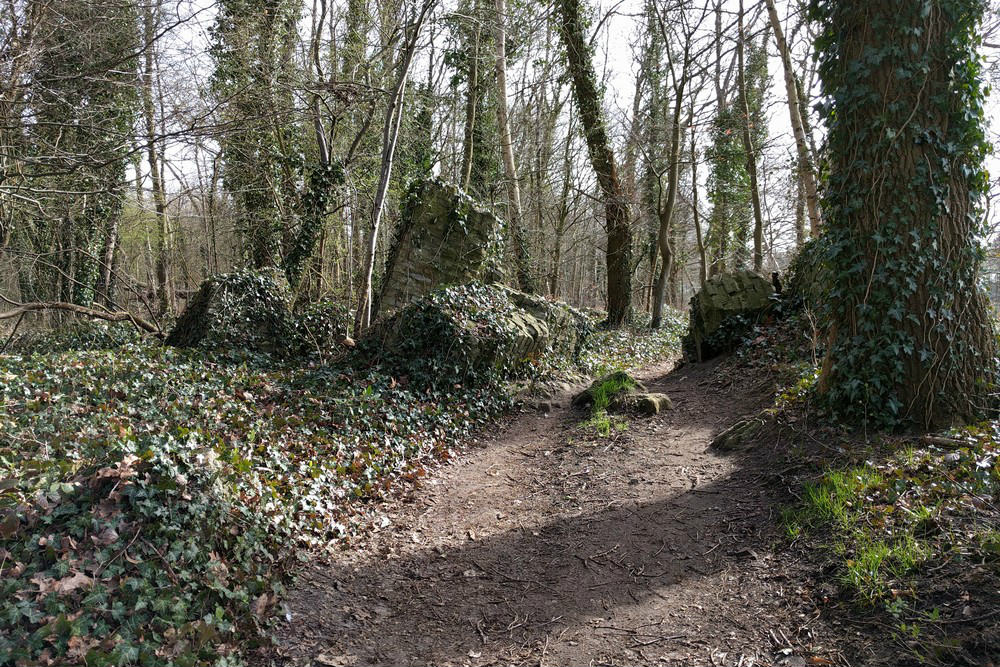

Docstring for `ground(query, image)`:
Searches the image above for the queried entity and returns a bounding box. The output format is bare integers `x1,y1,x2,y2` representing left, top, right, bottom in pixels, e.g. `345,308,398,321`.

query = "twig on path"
700,539,722,556
96,525,142,576
935,607,1000,625
471,559,557,594
474,616,488,644
628,634,684,648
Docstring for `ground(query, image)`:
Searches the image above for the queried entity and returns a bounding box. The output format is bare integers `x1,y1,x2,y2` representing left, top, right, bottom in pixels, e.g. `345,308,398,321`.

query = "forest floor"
261,358,870,667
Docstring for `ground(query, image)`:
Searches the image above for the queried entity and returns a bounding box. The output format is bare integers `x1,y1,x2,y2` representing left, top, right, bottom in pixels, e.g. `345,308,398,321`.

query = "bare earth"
263,360,870,666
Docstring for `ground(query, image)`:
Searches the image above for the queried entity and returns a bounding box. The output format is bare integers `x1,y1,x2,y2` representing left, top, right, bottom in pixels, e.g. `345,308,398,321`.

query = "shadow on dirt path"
261,360,869,666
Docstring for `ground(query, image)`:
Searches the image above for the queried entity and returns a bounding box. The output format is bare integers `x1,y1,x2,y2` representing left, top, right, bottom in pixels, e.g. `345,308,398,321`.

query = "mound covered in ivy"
365,282,592,388
165,270,293,353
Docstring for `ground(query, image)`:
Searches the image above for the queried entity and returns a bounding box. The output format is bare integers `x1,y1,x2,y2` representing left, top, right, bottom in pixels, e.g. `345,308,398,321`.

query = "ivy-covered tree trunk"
557,0,632,326
736,0,764,274
211,0,303,271
814,0,997,428
458,0,482,191
26,0,138,309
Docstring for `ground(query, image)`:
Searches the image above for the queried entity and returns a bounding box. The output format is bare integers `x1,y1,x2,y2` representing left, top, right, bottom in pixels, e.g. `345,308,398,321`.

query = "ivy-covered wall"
811,0,997,428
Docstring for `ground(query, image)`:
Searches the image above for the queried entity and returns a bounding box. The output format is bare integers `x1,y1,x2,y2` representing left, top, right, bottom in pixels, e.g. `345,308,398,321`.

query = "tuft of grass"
843,540,892,602
799,467,885,529
589,373,638,413
790,463,943,606
841,535,930,603
580,372,638,437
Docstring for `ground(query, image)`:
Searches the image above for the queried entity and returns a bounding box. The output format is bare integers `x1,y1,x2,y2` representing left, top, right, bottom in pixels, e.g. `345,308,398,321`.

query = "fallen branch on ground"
0,300,160,334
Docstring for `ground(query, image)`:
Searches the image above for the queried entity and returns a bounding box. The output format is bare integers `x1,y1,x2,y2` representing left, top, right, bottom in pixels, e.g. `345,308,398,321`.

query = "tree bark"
142,0,171,316
816,0,997,428
0,298,159,334
459,0,480,191
650,48,689,329
737,0,764,274
557,0,631,326
690,119,707,288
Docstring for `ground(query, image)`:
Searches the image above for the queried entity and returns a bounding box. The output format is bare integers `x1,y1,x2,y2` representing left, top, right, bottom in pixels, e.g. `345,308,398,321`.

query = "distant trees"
705,7,768,277
210,0,303,271
0,0,875,337
17,0,139,308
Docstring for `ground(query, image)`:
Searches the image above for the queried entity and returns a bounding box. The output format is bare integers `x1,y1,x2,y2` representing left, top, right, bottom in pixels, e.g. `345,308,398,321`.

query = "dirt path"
264,361,862,667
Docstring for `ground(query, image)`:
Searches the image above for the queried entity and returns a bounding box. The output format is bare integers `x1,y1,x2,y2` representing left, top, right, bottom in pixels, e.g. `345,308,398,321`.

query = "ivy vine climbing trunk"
814,0,997,428
459,0,481,191
283,0,343,290
211,0,303,271
736,0,764,274
557,0,632,326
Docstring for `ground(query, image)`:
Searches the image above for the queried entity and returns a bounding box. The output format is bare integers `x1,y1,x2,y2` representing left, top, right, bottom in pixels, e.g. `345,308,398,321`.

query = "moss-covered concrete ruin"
376,179,503,318
365,283,591,388
684,270,775,361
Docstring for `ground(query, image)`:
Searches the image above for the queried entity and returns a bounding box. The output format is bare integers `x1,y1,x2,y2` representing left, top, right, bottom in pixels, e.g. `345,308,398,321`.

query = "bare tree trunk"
737,0,764,274
550,113,575,297
98,215,119,307
764,0,820,237
795,160,806,247
142,0,171,315
354,0,434,336
557,0,631,326
690,119,707,288
651,41,690,329
493,0,534,292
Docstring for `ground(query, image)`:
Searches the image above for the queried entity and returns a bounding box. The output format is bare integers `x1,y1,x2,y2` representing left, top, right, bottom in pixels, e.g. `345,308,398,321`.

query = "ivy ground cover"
0,343,512,666
0,308,686,665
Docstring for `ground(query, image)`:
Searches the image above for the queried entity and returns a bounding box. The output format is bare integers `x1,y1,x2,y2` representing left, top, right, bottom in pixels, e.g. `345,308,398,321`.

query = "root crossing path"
266,361,861,667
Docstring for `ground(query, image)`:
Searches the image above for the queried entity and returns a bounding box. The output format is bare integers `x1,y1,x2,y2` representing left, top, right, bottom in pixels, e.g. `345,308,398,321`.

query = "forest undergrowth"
716,306,1000,664
0,304,684,666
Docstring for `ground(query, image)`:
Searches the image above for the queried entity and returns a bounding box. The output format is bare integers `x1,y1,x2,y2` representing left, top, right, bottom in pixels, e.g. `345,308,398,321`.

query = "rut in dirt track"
263,360,861,667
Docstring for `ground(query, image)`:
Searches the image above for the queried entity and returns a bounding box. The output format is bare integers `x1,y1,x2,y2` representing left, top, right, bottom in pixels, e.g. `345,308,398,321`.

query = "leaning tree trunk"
557,0,632,326
493,0,535,293
354,0,434,336
764,0,820,237
815,0,997,428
